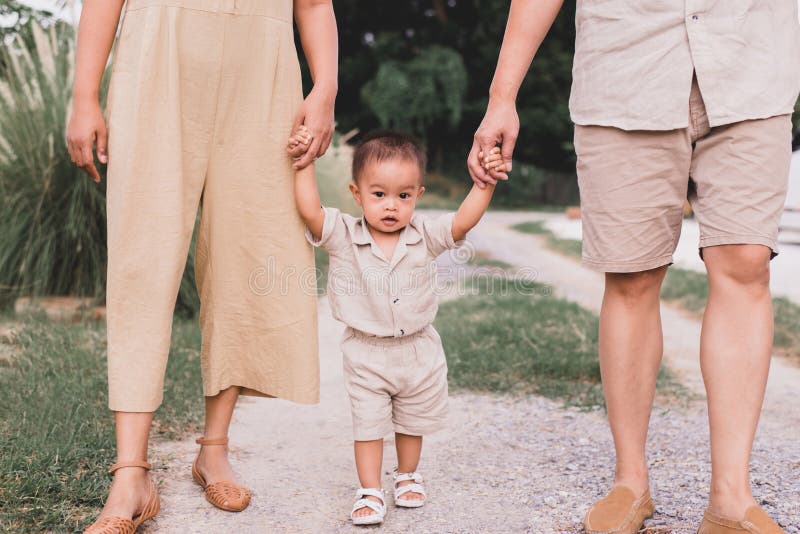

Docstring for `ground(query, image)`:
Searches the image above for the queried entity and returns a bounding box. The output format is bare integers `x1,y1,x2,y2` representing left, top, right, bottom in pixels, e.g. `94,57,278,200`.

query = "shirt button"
392,298,399,304
400,329,405,335
690,14,699,20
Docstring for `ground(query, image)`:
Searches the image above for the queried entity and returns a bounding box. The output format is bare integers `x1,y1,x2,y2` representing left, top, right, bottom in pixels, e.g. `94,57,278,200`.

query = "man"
469,1,800,533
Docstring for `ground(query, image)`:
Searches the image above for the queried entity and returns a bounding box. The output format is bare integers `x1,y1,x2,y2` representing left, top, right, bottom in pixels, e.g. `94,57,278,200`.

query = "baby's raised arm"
452,148,504,241
294,164,325,241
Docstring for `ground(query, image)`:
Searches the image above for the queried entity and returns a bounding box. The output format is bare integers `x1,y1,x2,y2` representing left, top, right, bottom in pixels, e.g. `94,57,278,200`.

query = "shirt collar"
348,214,423,247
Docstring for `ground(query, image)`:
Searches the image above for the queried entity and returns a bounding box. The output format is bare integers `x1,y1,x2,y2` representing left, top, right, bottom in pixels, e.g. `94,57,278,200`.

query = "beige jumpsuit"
104,0,319,412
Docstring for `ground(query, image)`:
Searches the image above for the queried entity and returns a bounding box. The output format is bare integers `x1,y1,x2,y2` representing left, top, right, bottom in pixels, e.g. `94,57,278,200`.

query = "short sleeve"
304,206,350,254
420,212,464,258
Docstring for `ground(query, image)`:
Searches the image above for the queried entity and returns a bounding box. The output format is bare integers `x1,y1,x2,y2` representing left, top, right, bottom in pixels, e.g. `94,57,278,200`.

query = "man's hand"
468,98,519,188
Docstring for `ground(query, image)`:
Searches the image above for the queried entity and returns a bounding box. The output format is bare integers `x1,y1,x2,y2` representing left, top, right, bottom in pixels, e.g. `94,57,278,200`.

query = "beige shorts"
574,77,793,273
341,325,449,442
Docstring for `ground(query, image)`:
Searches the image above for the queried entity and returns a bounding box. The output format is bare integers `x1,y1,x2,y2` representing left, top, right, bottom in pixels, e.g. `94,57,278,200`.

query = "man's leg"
584,268,664,533
600,266,667,496
700,244,772,518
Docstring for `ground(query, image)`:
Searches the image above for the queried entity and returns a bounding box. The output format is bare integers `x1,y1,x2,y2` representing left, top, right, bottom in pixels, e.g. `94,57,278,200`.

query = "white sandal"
350,487,386,526
393,470,426,508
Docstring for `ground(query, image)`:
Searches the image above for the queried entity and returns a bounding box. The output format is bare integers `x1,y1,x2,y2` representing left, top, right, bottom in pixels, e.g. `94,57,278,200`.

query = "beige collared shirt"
305,207,464,338
569,0,800,130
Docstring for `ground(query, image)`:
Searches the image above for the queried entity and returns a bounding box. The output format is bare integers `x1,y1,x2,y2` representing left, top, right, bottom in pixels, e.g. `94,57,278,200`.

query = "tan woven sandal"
191,436,252,512
83,461,160,534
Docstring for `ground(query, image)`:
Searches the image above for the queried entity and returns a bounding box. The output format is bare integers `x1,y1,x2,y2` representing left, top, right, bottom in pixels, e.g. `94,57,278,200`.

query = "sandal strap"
351,498,384,515
395,483,426,498
393,471,423,484
109,461,152,474
195,436,229,446
355,487,385,502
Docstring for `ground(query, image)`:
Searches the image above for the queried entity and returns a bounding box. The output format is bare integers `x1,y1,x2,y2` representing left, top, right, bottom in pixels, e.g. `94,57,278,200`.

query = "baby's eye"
373,192,384,198
399,193,410,199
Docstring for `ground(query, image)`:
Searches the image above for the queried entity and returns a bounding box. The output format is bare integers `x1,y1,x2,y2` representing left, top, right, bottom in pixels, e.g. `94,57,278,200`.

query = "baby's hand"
478,146,507,173
287,124,313,158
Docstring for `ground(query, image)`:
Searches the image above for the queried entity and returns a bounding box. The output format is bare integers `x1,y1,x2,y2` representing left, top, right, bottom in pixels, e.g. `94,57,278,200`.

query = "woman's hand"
66,96,108,183
289,86,335,170
467,97,519,188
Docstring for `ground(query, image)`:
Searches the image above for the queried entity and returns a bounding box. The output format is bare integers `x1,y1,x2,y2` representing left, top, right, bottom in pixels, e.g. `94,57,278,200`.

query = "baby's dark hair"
351,130,426,184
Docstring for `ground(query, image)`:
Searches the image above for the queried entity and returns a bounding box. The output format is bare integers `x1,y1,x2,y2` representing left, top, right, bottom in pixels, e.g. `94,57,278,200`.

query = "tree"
299,0,577,176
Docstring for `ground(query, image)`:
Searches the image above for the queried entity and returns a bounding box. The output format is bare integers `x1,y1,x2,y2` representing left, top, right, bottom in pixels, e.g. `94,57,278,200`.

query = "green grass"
466,254,513,270
510,220,549,235
511,220,583,259
435,276,679,408
660,267,709,313
773,296,800,359
546,236,582,258
0,316,203,532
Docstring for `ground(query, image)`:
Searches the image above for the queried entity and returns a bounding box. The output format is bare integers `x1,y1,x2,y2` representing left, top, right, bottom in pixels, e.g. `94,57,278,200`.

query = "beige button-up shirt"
305,207,464,338
569,0,800,130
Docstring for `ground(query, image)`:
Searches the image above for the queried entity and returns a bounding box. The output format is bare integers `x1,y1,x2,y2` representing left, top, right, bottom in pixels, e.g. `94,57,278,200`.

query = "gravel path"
143,211,800,533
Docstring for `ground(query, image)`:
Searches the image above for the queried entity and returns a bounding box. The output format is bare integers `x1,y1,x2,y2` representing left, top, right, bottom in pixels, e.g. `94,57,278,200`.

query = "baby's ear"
417,186,425,199
348,182,362,205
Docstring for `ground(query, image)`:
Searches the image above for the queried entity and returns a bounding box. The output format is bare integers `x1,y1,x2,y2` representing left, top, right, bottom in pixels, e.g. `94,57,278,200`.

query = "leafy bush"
0,22,108,307
361,43,467,135
0,20,200,315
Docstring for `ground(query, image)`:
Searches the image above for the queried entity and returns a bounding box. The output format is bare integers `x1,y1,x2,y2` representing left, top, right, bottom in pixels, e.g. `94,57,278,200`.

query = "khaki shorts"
341,325,449,442
574,77,793,273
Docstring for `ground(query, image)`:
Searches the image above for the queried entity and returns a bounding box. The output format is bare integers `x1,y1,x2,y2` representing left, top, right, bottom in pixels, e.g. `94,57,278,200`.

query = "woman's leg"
194,386,243,484
96,413,153,519
701,245,772,518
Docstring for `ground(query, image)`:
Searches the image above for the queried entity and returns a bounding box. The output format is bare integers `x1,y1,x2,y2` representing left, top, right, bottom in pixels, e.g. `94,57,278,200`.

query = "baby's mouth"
382,216,399,225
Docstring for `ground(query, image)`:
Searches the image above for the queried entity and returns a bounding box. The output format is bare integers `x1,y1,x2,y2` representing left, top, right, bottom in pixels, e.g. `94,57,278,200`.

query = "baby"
290,128,505,525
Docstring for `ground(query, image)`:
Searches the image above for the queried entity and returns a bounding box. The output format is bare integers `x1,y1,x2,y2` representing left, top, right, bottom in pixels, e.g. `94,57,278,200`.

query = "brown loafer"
697,505,785,534
584,486,654,534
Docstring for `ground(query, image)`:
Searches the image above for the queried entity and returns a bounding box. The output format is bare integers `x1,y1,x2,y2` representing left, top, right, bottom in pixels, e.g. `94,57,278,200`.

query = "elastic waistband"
125,0,293,22
345,326,432,347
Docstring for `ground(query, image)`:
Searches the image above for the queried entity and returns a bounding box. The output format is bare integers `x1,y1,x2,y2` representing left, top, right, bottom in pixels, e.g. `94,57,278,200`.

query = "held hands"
287,86,335,170
287,124,313,154
468,98,519,188
479,147,507,174
66,97,108,183
290,129,506,178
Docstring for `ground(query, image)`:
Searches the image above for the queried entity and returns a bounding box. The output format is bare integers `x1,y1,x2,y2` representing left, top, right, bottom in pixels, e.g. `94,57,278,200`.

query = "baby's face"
349,158,425,235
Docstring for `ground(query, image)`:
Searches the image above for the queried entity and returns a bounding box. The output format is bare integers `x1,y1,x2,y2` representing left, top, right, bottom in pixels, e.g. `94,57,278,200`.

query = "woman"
66,0,337,531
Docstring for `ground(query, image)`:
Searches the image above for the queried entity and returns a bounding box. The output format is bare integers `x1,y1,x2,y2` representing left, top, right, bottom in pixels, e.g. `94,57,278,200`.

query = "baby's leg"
395,433,424,501
352,439,384,518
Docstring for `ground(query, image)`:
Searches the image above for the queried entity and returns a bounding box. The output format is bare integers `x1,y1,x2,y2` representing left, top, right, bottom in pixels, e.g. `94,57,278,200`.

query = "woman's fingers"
318,128,333,158
81,141,100,182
